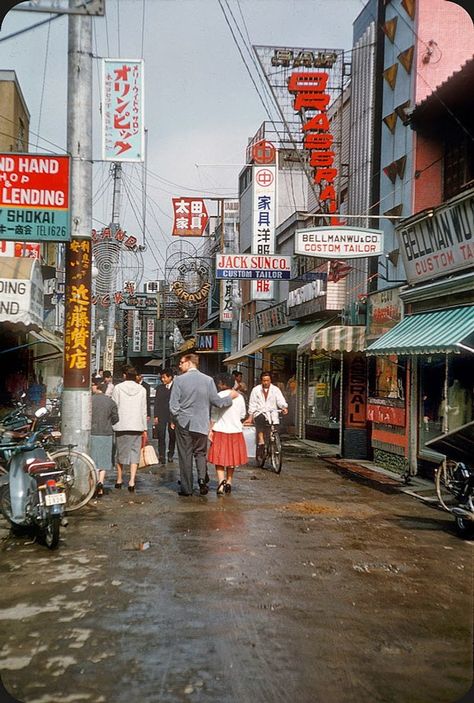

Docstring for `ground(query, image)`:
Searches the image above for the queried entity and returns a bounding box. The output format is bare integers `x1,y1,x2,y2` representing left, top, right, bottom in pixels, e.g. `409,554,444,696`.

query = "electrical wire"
35,14,52,150
0,13,62,42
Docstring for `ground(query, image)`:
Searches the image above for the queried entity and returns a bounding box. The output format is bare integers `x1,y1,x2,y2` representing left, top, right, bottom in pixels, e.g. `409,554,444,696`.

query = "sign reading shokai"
0,154,70,242
172,198,209,236
295,227,384,258
216,254,291,279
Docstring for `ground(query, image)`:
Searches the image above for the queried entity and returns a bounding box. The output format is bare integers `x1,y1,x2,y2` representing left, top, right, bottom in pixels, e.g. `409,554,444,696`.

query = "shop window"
444,135,474,200
369,355,406,400
307,355,340,428
419,355,445,448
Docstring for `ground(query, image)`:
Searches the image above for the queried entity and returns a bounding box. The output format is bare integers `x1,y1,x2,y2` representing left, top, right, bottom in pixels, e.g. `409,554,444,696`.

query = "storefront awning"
145,358,163,367
300,325,366,354
29,329,63,360
366,306,474,356
223,332,284,365
0,256,44,331
268,320,329,352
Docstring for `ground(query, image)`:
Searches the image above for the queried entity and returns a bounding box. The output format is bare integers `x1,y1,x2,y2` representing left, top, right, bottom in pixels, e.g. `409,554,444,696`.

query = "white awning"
223,332,284,365
0,257,44,331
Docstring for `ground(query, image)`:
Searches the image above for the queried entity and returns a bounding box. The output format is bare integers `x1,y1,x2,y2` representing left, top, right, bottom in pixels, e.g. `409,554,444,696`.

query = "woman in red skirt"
208,373,248,495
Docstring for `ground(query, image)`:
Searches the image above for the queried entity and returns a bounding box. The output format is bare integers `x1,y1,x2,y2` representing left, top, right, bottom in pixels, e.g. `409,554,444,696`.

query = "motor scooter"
0,409,66,549
426,420,474,537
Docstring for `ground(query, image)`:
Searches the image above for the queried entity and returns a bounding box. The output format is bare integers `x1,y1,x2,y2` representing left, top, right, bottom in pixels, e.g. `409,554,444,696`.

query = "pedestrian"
91,378,119,497
208,372,247,495
169,353,239,496
246,371,288,461
153,368,176,465
232,369,248,395
111,365,147,493
103,370,114,397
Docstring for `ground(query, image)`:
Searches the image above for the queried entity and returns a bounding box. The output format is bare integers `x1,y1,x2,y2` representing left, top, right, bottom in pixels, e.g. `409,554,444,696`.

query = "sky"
0,0,364,279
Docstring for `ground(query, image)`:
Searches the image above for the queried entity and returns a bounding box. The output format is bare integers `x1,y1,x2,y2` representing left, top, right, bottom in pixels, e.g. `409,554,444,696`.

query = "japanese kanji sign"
0,153,70,242
64,237,91,389
220,280,233,322
252,164,276,300
172,198,209,236
102,59,144,162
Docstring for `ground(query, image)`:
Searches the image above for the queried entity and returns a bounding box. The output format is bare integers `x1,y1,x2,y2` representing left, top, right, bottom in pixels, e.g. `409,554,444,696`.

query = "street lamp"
95,319,105,375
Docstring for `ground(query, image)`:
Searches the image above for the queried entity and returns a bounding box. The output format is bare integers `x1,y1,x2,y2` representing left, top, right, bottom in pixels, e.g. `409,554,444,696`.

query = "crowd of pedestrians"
89,357,288,498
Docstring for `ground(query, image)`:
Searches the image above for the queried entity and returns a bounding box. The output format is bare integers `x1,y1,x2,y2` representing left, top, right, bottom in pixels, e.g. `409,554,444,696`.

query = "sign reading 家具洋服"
0,154,70,242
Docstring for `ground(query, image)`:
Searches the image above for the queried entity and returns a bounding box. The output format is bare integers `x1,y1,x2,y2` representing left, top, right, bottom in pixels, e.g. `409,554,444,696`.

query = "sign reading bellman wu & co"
295,227,384,258
0,154,70,243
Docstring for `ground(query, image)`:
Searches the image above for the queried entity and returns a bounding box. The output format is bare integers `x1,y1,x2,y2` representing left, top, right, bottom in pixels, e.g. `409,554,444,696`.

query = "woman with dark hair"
208,373,248,495
111,366,147,492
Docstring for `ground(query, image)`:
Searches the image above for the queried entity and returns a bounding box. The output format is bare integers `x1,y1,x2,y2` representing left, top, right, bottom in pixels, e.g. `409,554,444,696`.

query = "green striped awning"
366,306,474,355
268,320,329,351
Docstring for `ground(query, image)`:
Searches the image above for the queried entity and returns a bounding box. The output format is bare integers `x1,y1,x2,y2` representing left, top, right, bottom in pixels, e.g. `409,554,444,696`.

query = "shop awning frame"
268,320,329,352
299,325,366,354
366,306,474,356
223,332,284,365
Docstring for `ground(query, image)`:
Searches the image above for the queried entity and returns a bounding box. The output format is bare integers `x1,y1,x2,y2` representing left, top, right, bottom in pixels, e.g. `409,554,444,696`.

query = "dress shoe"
167,454,174,463
177,490,192,497
198,479,209,496
128,485,135,493
159,457,165,465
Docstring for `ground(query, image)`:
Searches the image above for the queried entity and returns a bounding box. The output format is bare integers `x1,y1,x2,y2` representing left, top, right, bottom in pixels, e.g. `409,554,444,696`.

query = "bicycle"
48,444,97,512
256,412,283,474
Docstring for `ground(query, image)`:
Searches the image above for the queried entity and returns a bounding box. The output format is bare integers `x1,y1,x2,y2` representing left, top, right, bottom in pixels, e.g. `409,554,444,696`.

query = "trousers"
156,420,176,462
175,423,208,494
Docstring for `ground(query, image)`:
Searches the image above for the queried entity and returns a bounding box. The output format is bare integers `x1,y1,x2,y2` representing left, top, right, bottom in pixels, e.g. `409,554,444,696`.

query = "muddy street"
0,452,472,703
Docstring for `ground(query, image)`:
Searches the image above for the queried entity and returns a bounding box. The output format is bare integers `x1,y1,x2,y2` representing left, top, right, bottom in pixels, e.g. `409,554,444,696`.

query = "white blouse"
211,390,246,433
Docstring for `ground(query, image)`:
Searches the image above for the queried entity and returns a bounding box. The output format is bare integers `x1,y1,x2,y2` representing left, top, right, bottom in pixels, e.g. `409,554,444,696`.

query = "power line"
0,13,63,42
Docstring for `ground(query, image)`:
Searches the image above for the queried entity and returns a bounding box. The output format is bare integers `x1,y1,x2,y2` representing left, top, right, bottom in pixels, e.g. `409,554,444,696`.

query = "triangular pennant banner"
383,63,398,90
401,0,416,20
384,204,404,218
394,100,411,123
382,17,398,43
395,155,407,179
383,162,398,184
383,112,398,134
398,46,414,74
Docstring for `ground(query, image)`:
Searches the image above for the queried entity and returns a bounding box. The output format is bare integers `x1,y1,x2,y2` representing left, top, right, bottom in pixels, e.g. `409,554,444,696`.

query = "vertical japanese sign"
220,280,233,322
132,310,141,352
146,317,155,351
251,164,276,300
102,59,144,162
172,197,209,236
64,238,91,389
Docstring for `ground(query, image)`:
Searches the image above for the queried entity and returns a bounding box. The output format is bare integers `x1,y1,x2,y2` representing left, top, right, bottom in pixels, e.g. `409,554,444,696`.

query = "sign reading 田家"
215,254,291,280
102,59,144,162
0,154,70,242
172,198,209,237
295,227,384,258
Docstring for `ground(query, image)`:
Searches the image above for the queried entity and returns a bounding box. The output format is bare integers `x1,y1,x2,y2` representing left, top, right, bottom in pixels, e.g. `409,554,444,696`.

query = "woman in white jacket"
111,366,147,492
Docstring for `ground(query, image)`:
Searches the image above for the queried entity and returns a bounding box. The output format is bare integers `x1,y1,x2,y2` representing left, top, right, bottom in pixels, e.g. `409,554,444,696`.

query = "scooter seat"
24,458,57,475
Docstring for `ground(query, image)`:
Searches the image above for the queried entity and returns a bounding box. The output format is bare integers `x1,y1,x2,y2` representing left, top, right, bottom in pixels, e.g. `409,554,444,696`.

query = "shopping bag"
139,443,159,468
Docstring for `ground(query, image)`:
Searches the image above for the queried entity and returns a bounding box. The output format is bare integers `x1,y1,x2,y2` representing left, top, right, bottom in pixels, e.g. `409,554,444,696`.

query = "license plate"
45,493,66,506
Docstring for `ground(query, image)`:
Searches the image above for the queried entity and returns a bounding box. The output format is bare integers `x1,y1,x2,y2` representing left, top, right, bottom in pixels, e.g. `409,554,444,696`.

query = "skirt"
207,431,248,468
90,435,113,472
115,432,142,465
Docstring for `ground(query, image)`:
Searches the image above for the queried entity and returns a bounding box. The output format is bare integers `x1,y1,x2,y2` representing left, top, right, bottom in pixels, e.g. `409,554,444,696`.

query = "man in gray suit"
170,353,238,496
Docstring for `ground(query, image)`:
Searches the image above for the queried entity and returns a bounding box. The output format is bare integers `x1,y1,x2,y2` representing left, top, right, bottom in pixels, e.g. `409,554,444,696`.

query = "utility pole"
61,3,93,453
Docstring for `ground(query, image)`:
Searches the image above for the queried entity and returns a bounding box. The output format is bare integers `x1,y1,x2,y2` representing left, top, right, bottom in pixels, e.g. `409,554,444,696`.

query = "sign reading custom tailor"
0,154,70,242
102,59,144,162
396,192,474,284
215,254,291,280
295,227,384,258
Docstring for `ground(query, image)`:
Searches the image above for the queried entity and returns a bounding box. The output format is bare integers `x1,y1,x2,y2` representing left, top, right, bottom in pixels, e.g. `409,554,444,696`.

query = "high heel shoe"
224,483,232,494
128,485,135,493
216,480,226,496
95,482,104,497
115,482,123,489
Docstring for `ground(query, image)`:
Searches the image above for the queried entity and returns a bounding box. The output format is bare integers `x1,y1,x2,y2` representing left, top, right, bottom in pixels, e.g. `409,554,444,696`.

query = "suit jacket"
169,369,232,434
154,382,172,422
140,380,151,415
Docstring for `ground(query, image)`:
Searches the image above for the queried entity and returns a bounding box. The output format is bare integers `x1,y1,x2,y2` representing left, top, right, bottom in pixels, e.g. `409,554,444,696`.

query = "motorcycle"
426,420,474,537
0,409,66,549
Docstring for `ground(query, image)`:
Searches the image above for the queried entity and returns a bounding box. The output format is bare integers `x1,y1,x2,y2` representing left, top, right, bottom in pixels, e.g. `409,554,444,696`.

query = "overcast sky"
1,0,364,278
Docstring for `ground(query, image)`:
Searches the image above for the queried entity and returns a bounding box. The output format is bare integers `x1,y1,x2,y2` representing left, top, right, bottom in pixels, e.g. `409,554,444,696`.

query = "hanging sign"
102,59,144,162
251,163,277,300
63,238,91,389
295,227,384,258
0,154,70,242
216,254,291,279
172,197,209,236
220,280,233,322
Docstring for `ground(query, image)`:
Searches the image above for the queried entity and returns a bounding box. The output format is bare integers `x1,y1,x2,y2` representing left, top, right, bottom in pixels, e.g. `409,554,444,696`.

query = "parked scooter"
426,420,474,537
0,409,66,549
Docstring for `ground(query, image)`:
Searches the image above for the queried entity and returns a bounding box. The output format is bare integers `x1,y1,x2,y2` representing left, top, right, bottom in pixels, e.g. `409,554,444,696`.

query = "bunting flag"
383,162,398,184
395,100,411,123
383,112,398,134
401,0,416,20
383,63,398,90
328,260,352,283
395,155,407,179
384,204,403,218
398,46,415,74
382,17,398,43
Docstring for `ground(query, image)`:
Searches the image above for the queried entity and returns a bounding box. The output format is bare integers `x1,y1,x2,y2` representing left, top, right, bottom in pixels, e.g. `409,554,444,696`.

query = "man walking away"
153,368,176,465
169,353,238,497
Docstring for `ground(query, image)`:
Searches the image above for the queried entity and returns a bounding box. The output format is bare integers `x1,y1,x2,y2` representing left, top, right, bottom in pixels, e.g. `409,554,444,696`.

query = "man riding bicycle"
245,372,288,461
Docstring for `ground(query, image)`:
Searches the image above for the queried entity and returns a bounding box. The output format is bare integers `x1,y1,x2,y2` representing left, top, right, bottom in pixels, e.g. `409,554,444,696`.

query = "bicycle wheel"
269,432,282,474
258,442,267,468
435,461,458,512
50,449,97,512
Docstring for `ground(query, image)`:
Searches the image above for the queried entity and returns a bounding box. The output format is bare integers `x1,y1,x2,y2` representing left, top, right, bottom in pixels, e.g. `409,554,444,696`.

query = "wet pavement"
0,450,472,703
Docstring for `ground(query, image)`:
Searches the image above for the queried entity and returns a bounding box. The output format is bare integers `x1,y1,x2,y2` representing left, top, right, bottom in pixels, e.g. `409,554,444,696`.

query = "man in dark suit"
169,353,238,496
153,368,176,465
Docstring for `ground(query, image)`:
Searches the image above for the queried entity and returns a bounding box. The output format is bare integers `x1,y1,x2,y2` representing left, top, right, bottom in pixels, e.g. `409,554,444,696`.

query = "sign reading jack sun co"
295,227,384,258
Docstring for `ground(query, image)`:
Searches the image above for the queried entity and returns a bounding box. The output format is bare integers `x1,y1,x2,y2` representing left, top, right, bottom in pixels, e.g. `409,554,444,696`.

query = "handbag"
139,443,159,468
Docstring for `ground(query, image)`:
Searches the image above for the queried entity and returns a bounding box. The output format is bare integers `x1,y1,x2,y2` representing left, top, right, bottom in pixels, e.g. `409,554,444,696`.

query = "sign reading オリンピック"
0,154,70,242
215,254,291,279
295,227,384,258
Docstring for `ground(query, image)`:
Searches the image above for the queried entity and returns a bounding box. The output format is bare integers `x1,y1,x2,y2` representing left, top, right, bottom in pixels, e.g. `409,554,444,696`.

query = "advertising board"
295,227,384,258
215,254,291,280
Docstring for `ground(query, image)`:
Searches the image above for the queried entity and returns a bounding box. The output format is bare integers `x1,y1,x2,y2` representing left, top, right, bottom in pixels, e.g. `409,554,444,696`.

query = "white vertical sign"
220,280,233,322
102,59,145,162
146,317,155,351
132,310,141,352
251,165,276,300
